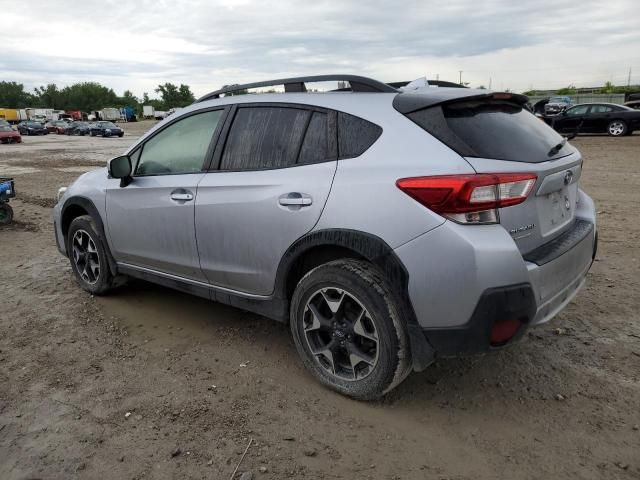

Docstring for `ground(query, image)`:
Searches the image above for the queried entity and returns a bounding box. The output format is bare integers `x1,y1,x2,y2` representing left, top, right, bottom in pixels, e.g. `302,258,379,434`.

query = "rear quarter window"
337,112,382,159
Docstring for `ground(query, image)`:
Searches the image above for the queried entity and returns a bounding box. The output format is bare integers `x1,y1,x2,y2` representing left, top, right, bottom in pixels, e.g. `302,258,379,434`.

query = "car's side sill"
116,263,288,322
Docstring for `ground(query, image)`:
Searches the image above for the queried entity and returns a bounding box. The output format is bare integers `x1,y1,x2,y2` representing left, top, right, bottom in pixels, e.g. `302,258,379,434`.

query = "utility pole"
628,68,632,87
459,70,463,85
489,77,492,90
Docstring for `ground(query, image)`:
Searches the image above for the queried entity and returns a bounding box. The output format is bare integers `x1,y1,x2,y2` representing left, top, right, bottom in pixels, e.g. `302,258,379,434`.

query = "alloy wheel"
302,287,379,381
609,121,625,136
71,229,100,285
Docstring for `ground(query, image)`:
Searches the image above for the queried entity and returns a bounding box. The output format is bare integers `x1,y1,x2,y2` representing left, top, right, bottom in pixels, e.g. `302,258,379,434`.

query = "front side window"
220,107,310,170
566,105,589,116
135,110,223,176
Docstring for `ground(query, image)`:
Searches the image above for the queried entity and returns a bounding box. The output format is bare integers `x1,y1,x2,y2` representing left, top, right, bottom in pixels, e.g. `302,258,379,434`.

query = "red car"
45,120,69,134
0,124,22,144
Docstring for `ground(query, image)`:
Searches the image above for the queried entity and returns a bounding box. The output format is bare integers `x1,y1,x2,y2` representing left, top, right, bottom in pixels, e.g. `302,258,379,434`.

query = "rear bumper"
394,190,596,356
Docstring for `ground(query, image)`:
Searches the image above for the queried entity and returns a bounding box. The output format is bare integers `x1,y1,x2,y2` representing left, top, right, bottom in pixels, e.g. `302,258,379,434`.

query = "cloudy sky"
1,0,638,98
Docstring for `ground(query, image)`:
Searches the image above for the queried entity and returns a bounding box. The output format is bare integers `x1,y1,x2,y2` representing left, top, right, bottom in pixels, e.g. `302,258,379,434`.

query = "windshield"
0,126,13,132
100,122,117,128
550,97,570,103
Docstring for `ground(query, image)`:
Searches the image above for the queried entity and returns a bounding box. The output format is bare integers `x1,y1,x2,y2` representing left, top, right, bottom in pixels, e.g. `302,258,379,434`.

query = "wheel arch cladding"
61,196,118,276
276,229,435,371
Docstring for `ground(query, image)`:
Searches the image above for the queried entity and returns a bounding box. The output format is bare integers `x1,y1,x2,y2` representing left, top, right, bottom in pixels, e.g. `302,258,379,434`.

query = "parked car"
65,121,91,136
17,121,48,135
89,121,124,137
0,125,22,144
544,96,573,115
624,100,640,110
45,120,70,134
550,103,639,136
54,75,597,399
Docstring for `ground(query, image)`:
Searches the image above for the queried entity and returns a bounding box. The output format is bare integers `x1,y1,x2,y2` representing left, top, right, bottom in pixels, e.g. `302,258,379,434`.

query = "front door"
105,109,225,281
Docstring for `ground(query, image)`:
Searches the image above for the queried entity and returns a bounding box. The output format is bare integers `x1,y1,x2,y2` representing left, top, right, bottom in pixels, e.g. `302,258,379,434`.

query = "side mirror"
108,155,133,187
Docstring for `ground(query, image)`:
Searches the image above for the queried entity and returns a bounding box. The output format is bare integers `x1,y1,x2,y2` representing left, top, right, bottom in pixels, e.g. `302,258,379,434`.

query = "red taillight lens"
396,173,537,224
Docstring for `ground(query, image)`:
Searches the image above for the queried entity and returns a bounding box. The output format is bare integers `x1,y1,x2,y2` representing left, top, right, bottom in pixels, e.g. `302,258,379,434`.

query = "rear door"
195,104,337,295
583,104,612,132
105,108,225,281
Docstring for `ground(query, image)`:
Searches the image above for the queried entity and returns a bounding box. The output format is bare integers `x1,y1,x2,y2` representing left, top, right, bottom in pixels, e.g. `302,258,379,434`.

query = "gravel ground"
0,122,639,479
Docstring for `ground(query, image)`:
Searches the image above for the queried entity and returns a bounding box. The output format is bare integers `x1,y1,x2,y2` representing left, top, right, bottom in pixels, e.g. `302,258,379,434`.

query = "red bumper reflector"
490,318,522,346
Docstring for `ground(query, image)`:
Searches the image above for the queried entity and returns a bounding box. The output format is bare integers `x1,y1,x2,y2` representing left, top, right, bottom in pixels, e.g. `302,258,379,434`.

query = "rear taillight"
396,173,537,224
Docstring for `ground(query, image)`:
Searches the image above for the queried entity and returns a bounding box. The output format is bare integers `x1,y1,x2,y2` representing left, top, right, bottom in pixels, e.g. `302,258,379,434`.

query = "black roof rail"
195,74,398,102
387,80,468,89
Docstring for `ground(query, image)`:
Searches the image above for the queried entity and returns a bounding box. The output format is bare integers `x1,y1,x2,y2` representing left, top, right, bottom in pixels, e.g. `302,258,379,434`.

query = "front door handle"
279,192,313,207
170,189,194,202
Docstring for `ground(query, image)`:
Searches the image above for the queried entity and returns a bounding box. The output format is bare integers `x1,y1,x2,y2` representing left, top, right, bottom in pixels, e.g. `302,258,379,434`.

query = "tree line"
524,82,640,96
0,81,196,112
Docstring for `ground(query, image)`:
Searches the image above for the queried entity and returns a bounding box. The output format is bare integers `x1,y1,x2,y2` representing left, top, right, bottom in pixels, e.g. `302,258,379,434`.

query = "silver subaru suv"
53,75,597,399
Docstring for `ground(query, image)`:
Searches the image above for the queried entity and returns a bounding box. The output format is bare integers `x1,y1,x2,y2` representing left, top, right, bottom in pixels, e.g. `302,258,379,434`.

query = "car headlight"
105,129,111,132
57,187,68,202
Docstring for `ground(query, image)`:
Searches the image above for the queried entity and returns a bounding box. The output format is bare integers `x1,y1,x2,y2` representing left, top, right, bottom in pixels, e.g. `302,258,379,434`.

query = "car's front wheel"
67,215,116,295
290,259,411,400
608,120,628,136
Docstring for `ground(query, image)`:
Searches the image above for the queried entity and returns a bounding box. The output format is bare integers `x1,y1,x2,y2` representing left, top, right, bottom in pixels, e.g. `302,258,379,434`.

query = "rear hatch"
397,92,581,254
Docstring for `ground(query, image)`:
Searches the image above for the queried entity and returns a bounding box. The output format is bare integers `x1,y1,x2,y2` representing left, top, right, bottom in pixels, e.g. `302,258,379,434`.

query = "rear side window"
220,107,309,170
407,100,573,162
337,112,382,159
298,112,329,164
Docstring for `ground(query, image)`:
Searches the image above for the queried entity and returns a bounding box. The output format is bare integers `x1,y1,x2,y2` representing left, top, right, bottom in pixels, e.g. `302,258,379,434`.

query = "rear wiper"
548,137,568,156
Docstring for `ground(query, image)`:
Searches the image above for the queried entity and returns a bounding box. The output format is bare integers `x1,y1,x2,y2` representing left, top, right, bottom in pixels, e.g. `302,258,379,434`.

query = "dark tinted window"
338,112,382,158
565,105,589,116
298,112,328,164
590,105,613,113
407,100,573,163
221,107,309,170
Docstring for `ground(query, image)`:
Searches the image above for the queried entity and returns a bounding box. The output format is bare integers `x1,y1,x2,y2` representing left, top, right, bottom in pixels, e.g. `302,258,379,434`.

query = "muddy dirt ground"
0,122,638,479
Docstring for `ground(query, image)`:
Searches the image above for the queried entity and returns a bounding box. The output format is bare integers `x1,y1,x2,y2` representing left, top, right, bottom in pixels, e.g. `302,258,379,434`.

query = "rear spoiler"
393,90,529,114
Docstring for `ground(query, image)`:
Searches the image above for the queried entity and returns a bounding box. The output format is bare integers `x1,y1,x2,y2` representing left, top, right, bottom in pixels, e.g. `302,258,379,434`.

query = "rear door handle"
279,192,312,207
170,189,194,202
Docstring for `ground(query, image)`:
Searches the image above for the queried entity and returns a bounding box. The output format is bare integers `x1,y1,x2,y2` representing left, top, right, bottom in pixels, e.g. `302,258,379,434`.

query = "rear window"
407,100,573,162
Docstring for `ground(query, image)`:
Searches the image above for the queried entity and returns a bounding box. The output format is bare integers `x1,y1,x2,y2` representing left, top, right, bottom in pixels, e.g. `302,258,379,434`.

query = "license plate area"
538,185,575,237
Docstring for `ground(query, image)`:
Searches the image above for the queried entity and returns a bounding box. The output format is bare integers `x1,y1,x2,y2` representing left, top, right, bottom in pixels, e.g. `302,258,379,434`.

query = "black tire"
607,119,628,136
118,133,124,137
67,215,116,295
90,131,95,136
290,259,411,400
0,203,13,225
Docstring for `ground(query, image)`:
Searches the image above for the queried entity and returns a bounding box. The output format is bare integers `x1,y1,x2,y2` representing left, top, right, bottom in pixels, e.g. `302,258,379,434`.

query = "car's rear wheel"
0,203,13,225
608,120,627,136
290,259,411,400
67,215,116,295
